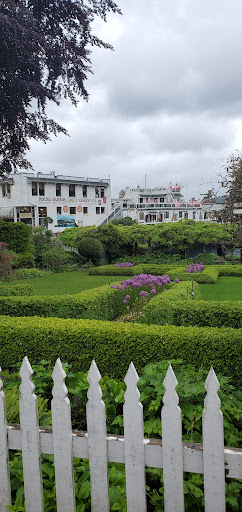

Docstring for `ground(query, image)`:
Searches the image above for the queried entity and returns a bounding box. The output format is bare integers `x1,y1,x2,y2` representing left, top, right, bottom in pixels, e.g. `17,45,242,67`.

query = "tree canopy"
0,0,121,176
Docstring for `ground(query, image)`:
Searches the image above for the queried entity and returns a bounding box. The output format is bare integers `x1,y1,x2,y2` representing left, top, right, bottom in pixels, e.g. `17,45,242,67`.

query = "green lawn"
8,270,127,296
200,277,242,301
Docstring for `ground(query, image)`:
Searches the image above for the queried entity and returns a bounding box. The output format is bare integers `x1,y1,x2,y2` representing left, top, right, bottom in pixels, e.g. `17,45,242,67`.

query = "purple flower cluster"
186,262,204,273
116,262,134,267
111,272,174,302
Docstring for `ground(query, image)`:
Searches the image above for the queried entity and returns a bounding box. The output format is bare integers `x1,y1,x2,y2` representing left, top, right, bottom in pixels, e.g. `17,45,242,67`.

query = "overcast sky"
27,0,242,200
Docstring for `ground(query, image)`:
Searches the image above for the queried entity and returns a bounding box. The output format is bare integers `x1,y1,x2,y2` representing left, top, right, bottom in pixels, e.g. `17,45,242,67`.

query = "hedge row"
217,266,242,276
89,264,186,277
0,283,138,320
141,279,242,328
0,316,240,386
144,298,242,328
0,284,34,296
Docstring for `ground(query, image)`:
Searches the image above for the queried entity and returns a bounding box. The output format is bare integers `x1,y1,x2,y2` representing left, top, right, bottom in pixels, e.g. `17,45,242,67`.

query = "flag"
147,197,151,203
169,181,172,189
178,183,181,189
175,200,179,207
155,199,159,203
103,196,107,204
189,198,194,207
197,199,201,207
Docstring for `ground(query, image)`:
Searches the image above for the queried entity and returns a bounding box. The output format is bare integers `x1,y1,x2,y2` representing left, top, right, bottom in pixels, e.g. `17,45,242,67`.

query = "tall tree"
0,0,121,176
218,153,242,248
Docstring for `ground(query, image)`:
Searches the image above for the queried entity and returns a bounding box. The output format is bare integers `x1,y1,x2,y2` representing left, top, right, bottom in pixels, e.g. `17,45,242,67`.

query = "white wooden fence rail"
0,357,241,512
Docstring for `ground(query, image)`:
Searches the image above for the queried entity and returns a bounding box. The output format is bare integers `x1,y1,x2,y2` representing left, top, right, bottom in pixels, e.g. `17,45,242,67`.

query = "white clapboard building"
0,172,111,232
105,185,224,225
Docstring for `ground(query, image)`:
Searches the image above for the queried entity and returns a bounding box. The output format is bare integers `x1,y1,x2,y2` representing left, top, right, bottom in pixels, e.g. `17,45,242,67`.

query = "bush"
168,266,219,284
0,221,32,253
14,251,35,268
218,266,242,276
0,283,136,320
77,236,103,267
89,264,136,276
0,283,34,296
16,268,52,279
0,316,240,386
194,253,218,265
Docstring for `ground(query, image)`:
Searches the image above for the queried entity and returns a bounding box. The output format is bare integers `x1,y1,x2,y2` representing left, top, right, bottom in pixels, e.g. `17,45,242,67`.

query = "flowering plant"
116,262,134,267
186,262,204,273
111,273,179,321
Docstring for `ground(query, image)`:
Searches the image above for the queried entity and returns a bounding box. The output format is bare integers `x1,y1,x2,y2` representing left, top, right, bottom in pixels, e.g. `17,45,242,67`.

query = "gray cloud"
27,0,242,198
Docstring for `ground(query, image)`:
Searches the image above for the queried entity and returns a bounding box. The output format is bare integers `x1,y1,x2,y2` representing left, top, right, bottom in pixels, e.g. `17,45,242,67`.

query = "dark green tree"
78,236,103,267
0,0,121,176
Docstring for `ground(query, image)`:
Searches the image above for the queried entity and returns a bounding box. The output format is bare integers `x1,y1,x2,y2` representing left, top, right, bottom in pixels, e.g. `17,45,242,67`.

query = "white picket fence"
0,357,241,512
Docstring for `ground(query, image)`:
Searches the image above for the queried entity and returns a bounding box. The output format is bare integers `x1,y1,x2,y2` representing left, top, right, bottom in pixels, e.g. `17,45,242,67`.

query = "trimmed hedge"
0,283,138,320
0,316,241,385
217,266,242,276
144,299,242,328
0,284,34,296
89,264,183,277
168,266,219,284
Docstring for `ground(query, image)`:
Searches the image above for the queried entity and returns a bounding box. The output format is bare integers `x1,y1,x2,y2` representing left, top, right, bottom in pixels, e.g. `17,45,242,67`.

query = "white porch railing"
0,357,241,512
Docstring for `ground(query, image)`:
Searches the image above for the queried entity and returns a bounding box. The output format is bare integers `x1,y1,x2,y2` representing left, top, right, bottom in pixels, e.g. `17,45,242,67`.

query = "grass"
5,270,128,296
200,277,242,301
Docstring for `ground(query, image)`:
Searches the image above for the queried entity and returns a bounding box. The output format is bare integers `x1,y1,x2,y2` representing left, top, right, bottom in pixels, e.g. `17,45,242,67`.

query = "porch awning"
0,207,14,218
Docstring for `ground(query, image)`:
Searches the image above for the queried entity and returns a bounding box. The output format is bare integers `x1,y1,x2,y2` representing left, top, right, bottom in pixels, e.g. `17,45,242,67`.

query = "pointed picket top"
163,364,179,406
52,358,68,399
204,367,221,408
87,360,103,402
19,357,35,396
124,362,140,402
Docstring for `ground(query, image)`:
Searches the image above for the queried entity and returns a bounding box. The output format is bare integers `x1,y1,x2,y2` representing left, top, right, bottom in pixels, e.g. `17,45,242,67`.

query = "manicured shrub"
0,283,136,320
0,316,240,385
89,264,135,276
77,236,103,267
0,284,34,296
218,266,242,276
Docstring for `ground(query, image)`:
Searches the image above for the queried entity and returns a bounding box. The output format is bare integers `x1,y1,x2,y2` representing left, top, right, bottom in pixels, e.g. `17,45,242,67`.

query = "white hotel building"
0,172,111,232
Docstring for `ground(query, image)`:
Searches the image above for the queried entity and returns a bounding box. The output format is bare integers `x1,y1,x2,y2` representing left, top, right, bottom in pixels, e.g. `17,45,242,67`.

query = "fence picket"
87,360,110,512
19,357,44,512
203,367,225,512
123,362,147,512
0,368,11,511
162,365,184,512
52,359,76,512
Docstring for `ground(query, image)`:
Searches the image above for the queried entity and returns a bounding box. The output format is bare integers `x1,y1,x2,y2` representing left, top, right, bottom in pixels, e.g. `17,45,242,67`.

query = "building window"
184,211,188,219
165,212,169,218
39,183,45,196
193,211,196,220
70,207,76,215
32,182,38,196
179,211,183,218
83,185,87,197
96,207,100,214
69,184,75,197
100,187,105,198
83,207,88,214
204,212,207,219
56,184,61,197
139,212,144,220
38,207,47,226
2,183,11,197
139,198,143,204
95,187,100,198
101,207,105,214
57,207,62,214
160,198,164,203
